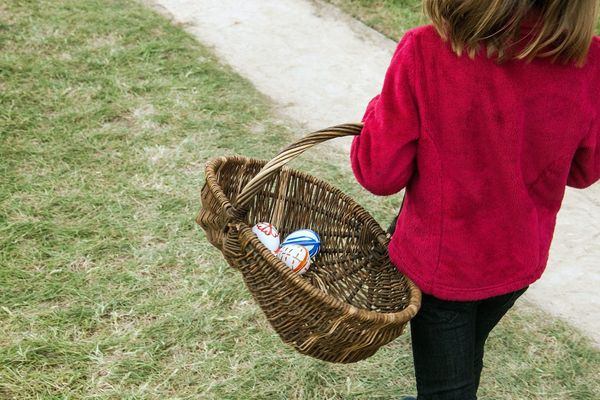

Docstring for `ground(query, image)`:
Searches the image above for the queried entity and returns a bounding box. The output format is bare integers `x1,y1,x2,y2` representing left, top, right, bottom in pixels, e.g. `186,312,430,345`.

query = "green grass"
325,0,424,40
0,0,599,398
326,0,600,41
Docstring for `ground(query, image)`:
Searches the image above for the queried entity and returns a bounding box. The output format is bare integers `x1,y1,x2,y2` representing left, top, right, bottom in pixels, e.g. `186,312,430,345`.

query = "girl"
350,1,599,399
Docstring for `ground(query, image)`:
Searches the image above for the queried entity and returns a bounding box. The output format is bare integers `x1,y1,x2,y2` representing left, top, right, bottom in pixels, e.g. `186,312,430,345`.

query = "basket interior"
214,158,412,314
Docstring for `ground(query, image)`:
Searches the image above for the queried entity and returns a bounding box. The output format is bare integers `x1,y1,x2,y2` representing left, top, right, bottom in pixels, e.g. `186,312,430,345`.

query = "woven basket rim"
203,155,421,325
237,223,421,325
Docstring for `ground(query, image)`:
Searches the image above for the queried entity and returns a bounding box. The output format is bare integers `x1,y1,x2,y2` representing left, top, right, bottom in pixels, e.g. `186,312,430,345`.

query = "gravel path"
150,0,600,347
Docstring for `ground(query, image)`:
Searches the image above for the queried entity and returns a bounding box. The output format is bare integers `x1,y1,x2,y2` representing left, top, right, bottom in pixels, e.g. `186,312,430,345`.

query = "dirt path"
149,0,600,348
148,0,396,152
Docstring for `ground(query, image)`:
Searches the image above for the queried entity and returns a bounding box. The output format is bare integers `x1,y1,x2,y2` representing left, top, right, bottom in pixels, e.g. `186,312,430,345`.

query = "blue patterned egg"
282,229,321,257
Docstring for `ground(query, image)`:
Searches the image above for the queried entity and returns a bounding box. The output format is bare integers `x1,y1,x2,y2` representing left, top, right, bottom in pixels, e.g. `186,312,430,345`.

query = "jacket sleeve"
567,119,600,189
350,31,420,196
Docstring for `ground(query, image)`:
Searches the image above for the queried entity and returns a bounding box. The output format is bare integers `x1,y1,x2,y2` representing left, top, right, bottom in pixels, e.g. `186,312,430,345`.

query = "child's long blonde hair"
424,0,598,66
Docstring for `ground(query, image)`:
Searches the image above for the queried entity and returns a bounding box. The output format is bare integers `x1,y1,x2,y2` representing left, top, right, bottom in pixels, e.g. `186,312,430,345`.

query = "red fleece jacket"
351,25,600,301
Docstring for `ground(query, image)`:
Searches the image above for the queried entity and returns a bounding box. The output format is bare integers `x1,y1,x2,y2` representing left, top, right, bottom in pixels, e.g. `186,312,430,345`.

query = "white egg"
252,222,280,252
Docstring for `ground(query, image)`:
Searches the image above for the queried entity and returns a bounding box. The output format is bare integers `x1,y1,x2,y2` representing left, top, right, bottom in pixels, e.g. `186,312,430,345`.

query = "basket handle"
235,123,363,208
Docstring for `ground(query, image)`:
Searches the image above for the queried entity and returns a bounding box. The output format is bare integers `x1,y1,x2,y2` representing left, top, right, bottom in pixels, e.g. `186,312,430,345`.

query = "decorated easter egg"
275,244,311,274
252,222,280,252
282,229,321,257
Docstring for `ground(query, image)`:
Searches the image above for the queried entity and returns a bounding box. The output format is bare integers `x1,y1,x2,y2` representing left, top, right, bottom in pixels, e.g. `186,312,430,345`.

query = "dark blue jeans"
409,286,528,400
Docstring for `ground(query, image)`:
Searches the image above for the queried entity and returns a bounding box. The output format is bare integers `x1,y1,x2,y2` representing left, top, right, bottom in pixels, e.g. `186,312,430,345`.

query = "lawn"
1,0,599,399
327,0,600,40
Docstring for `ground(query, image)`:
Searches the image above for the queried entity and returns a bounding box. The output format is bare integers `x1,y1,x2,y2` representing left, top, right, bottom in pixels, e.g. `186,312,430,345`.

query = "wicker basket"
197,123,421,363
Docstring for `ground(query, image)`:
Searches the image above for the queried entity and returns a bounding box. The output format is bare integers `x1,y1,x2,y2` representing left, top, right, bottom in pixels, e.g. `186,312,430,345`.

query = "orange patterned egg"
275,244,311,274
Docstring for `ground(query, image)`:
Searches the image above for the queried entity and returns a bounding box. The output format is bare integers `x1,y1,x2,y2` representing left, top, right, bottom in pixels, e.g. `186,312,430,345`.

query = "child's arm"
567,120,600,188
350,32,420,196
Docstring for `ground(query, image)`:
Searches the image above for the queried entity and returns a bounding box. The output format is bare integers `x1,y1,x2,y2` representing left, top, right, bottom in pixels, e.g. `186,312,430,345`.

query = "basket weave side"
198,156,256,254
198,156,421,363
234,225,417,363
